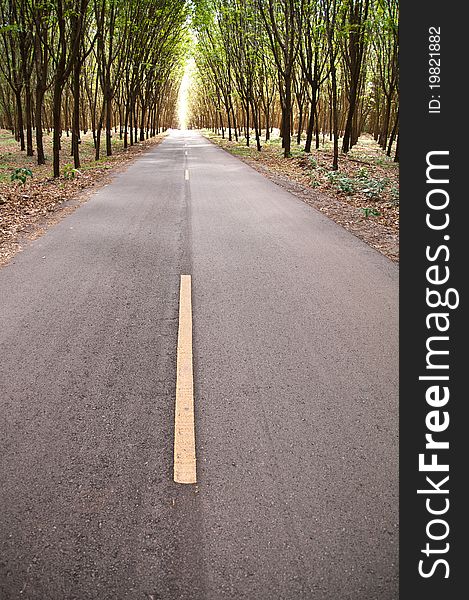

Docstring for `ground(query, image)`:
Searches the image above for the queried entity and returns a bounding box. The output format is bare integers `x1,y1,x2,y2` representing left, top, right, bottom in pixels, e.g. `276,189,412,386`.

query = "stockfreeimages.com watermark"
417,151,459,579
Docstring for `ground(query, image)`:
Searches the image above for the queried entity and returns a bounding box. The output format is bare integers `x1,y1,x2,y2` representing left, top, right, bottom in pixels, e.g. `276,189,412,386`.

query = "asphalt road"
0,131,398,599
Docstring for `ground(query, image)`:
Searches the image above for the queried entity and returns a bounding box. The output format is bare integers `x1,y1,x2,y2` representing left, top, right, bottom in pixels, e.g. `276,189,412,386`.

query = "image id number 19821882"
428,26,441,114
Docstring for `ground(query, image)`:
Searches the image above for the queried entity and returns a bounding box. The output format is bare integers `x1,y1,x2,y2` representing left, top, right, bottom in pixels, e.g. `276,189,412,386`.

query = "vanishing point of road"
0,131,398,599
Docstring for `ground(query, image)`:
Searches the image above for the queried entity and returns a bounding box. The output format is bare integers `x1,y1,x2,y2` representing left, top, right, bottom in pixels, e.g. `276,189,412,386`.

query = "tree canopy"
0,0,190,176
0,0,399,177
189,0,399,163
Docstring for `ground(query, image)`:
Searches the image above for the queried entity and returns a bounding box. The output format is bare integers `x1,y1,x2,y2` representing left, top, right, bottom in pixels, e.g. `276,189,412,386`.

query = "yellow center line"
185,169,189,180
173,275,196,484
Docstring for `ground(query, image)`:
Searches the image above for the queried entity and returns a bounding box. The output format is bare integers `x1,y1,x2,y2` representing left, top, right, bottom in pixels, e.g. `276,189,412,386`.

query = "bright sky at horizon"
177,58,195,130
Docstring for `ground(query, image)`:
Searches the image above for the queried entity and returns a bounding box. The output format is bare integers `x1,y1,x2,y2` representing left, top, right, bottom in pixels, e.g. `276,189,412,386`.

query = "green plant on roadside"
363,177,389,198
374,155,393,167
308,173,320,187
63,163,80,179
361,207,381,218
288,147,303,158
360,176,389,198
339,177,354,193
10,167,33,185
326,171,354,194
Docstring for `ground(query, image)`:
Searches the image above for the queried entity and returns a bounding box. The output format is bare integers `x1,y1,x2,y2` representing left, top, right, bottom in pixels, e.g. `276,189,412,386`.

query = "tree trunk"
106,93,113,155
296,104,303,145
250,100,261,151
14,90,25,151
387,109,399,157
315,104,320,149
35,87,46,165
72,59,81,168
227,108,232,141
133,104,137,144
342,83,358,154
95,103,104,160
52,80,63,178
304,95,316,153
139,103,146,141
124,102,130,148
265,107,270,141
379,94,392,150
330,63,339,170
24,82,34,156
95,123,102,160
245,102,250,147
231,107,238,141
394,132,399,163
283,72,292,157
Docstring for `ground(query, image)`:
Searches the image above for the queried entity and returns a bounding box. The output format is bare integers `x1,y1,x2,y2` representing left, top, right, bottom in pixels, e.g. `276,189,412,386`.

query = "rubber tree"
258,0,302,157
50,0,90,177
341,0,370,154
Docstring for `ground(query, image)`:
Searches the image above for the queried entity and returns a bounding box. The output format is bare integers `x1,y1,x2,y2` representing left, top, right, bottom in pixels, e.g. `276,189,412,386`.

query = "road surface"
0,131,398,599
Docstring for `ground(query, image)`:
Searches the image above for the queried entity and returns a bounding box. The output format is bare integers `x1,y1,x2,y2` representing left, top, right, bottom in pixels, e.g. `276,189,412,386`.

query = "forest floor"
203,130,399,262
0,129,167,266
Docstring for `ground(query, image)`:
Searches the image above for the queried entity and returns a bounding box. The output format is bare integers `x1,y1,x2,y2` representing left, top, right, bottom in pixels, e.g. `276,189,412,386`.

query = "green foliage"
375,156,388,166
288,146,304,158
0,24,21,35
324,168,391,198
361,177,389,198
308,174,320,187
10,167,33,185
361,207,381,218
326,171,354,194
62,164,80,179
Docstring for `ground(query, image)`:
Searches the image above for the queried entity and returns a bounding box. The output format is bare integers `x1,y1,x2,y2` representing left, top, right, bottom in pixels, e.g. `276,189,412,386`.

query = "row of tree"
0,0,189,176
189,0,398,166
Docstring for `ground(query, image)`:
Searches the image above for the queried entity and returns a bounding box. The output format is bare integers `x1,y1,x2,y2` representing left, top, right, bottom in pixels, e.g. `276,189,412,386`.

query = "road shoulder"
0,134,167,268
203,132,399,263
